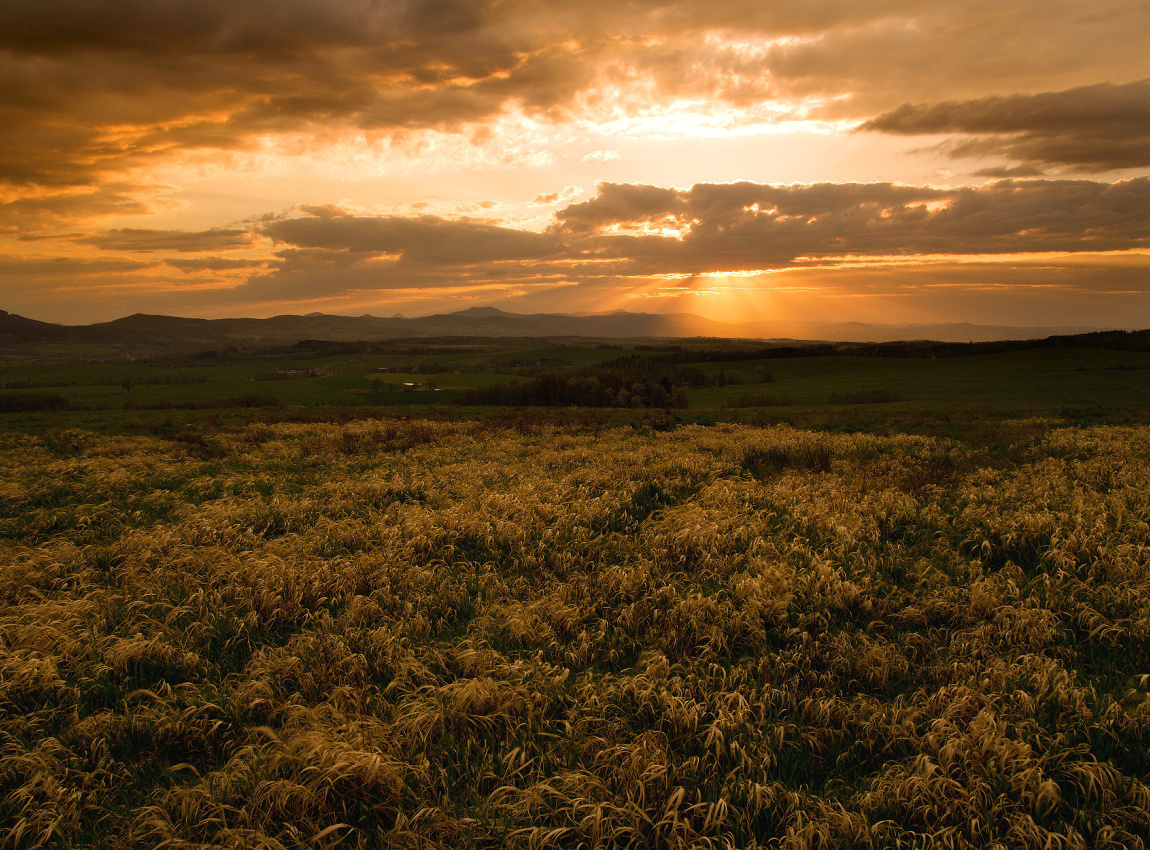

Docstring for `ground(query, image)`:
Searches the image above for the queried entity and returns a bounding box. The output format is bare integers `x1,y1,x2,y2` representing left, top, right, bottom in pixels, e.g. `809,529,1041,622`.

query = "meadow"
1,408,1149,847
2,336,1149,438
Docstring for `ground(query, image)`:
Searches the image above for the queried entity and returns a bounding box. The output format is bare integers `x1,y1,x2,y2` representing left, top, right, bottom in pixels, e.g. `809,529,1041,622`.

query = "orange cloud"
74,228,258,253
211,178,1150,313
3,0,1146,233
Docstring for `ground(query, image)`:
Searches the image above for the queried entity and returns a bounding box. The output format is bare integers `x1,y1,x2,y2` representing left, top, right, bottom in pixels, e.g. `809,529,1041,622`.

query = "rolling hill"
0,307,1105,361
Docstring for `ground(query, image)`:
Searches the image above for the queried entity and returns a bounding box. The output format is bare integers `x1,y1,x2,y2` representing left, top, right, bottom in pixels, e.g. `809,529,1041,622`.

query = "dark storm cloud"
76,228,257,253
862,80,1150,172
241,178,1150,301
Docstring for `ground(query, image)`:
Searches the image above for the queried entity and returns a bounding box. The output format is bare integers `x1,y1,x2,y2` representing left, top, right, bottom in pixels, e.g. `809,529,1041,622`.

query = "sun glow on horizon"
1,3,1147,327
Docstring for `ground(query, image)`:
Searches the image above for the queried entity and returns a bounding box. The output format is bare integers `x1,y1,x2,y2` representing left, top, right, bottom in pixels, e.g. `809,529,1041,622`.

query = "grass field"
687,348,1150,410
2,342,1149,429
0,350,533,410
1,411,1149,847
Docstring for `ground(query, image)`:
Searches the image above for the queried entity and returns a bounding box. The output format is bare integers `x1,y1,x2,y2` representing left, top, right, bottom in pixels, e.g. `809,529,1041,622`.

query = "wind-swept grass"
1,419,1148,847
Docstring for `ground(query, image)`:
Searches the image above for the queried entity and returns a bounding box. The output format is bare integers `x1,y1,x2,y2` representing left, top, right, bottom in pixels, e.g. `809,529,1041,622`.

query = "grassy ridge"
1,418,1148,846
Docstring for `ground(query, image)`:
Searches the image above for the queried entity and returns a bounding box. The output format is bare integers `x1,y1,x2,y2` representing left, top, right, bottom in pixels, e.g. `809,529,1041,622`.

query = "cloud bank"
862,80,1150,172
3,0,1147,230
207,178,1150,308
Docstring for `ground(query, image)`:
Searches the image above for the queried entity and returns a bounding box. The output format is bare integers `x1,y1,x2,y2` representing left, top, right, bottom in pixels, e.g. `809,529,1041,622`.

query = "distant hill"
0,307,1116,361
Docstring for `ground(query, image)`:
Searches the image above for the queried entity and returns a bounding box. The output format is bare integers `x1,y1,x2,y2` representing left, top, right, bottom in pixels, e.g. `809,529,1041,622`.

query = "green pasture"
686,348,1150,413
0,352,532,409
2,343,1149,438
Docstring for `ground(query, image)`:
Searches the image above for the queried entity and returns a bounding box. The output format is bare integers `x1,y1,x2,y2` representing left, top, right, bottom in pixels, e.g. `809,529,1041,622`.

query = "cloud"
861,79,1150,172
3,1,1147,231
0,183,157,234
557,183,687,232
531,186,581,205
973,165,1046,179
0,253,166,313
261,210,562,263
234,177,1150,305
5,176,1148,325
165,257,267,272
3,0,1143,330
75,228,257,253
554,179,1150,270
582,150,620,163
22,177,1143,309
0,256,153,277
757,257,1150,327
233,247,577,303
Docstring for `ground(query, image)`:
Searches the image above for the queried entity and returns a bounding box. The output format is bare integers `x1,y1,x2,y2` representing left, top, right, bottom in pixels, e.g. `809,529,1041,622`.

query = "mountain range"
0,306,1108,361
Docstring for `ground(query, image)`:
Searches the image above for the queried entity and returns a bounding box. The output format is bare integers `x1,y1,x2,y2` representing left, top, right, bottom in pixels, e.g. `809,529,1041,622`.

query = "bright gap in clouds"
1,1,1147,327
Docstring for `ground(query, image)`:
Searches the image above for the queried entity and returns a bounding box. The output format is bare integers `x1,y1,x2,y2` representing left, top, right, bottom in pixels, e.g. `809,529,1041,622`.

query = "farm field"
1,415,1149,847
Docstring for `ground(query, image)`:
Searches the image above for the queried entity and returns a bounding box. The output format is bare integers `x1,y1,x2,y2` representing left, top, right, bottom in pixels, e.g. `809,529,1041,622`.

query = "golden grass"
0,419,1148,847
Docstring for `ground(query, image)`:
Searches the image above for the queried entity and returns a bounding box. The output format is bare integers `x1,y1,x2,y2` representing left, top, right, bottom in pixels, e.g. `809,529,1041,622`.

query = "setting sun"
1,1,1148,331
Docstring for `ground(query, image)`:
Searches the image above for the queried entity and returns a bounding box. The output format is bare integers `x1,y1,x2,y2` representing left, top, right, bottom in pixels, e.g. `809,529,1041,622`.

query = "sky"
2,0,1149,329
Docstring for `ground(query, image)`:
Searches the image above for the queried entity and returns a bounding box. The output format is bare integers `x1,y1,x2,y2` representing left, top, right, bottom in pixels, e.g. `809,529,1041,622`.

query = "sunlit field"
5,0,1150,841
2,415,1148,848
